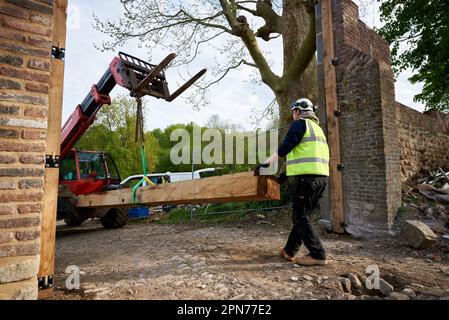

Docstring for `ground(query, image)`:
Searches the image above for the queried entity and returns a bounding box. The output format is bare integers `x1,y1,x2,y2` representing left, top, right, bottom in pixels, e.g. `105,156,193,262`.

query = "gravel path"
52,219,449,300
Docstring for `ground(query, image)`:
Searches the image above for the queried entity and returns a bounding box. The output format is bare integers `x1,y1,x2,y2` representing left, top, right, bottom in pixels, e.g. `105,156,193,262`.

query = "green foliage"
77,103,276,183
379,0,449,111
156,208,193,224
393,205,409,230
402,193,420,206
76,95,160,179
151,114,277,175
397,206,408,217
158,201,286,225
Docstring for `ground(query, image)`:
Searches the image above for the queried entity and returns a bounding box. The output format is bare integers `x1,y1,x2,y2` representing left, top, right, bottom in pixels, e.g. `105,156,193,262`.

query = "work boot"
294,255,328,267
279,247,295,263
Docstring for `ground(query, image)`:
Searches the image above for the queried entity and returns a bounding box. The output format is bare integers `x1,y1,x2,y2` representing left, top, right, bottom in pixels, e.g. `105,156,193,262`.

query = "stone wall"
397,103,449,183
0,0,54,300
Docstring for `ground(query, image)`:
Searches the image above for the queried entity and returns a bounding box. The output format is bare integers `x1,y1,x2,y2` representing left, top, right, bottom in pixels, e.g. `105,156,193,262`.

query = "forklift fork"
116,52,206,101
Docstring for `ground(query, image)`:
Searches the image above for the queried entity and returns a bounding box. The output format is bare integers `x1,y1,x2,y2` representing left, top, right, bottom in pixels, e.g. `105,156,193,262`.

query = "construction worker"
265,98,329,266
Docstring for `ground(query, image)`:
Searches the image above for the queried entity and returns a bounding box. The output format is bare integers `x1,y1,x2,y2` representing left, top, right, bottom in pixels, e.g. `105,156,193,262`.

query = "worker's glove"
264,152,279,167
278,172,288,185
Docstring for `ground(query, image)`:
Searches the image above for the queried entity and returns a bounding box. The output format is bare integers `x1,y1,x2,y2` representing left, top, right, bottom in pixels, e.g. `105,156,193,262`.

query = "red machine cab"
59,149,121,196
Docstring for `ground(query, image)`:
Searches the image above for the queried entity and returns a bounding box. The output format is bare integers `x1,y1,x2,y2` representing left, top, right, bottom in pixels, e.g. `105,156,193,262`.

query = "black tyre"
64,211,84,227
59,197,85,227
100,208,128,229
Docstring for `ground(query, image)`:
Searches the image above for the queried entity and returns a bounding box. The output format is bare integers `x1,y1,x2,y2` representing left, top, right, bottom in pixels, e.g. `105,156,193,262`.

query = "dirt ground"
51,213,449,300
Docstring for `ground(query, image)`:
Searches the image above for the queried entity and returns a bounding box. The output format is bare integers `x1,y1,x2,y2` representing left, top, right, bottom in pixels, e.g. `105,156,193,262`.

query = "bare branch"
177,9,233,33
199,59,247,90
239,24,281,91
245,0,282,41
95,2,233,52
219,0,280,90
230,0,237,18
94,0,316,111
250,98,277,129
243,60,258,68
236,4,257,15
172,30,227,68
220,0,241,33
281,9,316,87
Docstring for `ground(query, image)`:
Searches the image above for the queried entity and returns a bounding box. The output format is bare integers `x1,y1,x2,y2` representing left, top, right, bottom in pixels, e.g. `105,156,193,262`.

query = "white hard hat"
290,98,315,112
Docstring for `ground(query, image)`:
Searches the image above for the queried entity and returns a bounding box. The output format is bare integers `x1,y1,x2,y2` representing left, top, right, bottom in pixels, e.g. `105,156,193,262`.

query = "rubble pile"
417,168,449,204
401,167,449,252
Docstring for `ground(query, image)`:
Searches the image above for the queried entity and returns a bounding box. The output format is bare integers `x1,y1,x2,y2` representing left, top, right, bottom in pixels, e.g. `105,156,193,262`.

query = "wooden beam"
76,172,280,208
321,0,345,234
38,0,67,300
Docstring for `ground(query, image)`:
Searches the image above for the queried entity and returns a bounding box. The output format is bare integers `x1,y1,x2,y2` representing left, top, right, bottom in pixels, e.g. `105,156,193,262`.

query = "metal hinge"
45,155,60,168
331,57,339,66
337,164,345,172
51,46,65,60
38,276,54,291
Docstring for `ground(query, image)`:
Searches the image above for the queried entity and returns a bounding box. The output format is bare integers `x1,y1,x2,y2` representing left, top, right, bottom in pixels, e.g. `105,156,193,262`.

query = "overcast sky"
62,0,425,131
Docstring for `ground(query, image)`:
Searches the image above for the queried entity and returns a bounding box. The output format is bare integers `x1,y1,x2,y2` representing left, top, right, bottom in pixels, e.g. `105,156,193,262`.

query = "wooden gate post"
320,0,345,234
38,0,68,300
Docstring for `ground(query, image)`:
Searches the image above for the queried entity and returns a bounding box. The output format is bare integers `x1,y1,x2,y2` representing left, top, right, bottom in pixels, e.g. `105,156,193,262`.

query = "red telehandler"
57,52,206,228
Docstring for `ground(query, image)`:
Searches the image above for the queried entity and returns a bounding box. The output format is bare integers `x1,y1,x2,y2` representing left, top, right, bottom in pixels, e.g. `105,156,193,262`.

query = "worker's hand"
278,172,288,185
264,152,279,167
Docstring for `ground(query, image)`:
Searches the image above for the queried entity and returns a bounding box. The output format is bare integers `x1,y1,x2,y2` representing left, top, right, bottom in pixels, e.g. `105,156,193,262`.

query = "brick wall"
317,0,449,235
317,0,402,235
334,0,391,67
0,0,54,300
397,103,449,183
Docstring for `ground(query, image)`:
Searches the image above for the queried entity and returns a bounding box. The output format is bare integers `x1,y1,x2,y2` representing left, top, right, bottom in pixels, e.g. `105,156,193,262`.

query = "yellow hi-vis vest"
286,119,330,177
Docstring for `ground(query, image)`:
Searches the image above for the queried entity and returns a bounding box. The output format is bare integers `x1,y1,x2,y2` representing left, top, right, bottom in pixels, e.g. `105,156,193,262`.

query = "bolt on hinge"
51,46,65,60
38,276,54,291
46,155,61,168
331,57,338,66
337,163,345,172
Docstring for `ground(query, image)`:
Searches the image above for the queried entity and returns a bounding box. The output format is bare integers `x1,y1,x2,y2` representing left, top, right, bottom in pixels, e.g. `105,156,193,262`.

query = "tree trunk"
278,1,317,140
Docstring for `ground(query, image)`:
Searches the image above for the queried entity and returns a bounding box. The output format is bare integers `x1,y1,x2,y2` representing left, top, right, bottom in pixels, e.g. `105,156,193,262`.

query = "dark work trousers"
285,175,328,260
